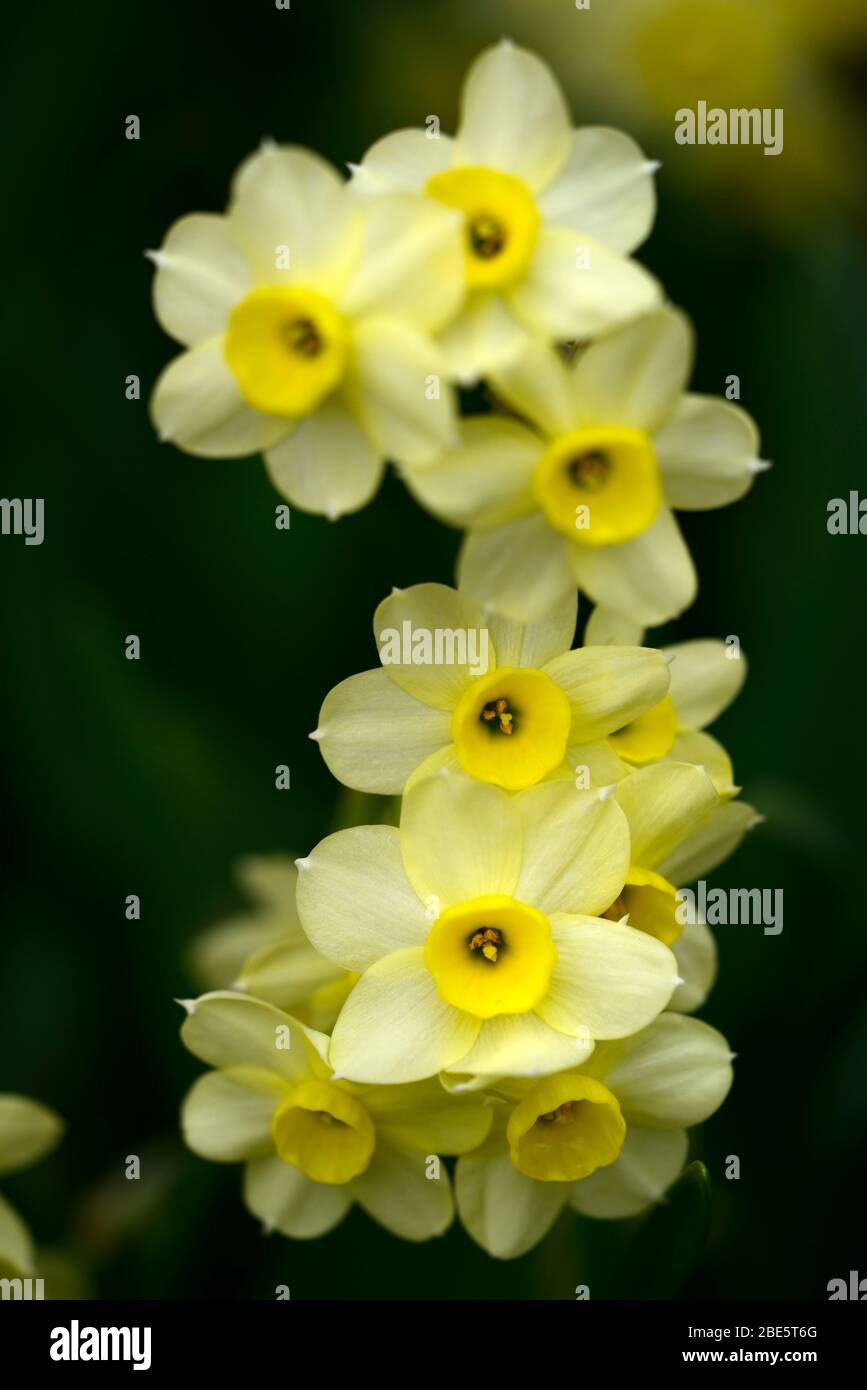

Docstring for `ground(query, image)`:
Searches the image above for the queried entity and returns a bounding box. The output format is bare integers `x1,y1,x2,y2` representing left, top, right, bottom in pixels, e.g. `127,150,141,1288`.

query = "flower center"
424,894,556,1019
602,865,683,946
533,426,662,546
608,695,678,764
451,666,572,791
425,166,540,290
224,286,349,418
271,1078,375,1184
507,1073,626,1182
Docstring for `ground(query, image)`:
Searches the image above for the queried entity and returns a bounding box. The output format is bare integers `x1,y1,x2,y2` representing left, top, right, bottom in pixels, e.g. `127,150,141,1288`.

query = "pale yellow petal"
373,582,490,710
179,992,320,1082
456,1142,569,1259
364,1081,493,1155
670,919,718,1015
587,1013,733,1128
347,318,458,466
455,42,572,191
615,762,719,869
665,639,747,730
437,293,530,384
538,127,656,254
354,128,456,192
263,402,384,518
655,395,763,510
0,1193,35,1278
243,1154,351,1237
150,213,252,346
338,194,464,333
448,1011,593,1079
151,339,291,458
181,1068,285,1162
569,1126,688,1219
486,590,577,669
458,513,575,623
400,772,522,906
657,800,759,885
509,227,661,342
543,645,670,742
670,729,736,796
540,916,678,1039
330,948,481,1083
316,668,451,794
295,825,428,971
488,337,582,436
513,782,630,916
570,506,697,628
568,306,693,433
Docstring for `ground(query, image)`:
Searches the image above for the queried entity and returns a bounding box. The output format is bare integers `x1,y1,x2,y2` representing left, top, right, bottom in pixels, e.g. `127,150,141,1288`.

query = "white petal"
669,919,718,1014
228,145,355,291
657,799,759,885
338,194,464,333
655,395,763,509
510,227,661,342
0,1095,64,1177
570,1126,688,1219
489,337,583,436
151,339,290,458
295,825,428,971
316,668,451,794
665,639,747,730
330,948,480,1083
243,1154,351,1237
347,318,458,466
486,590,577,670
455,42,572,191
263,402,384,518
349,1143,454,1240
458,513,575,623
404,415,539,529
543,645,670,742
539,127,657,253
373,581,491,709
540,916,679,1039
568,307,693,433
583,607,645,646
570,506,697,626
513,782,630,916
179,991,321,1082
181,1068,284,1162
353,128,456,193
456,1141,569,1259
437,293,531,384
449,1011,594,1079
588,1013,733,1128
400,772,522,906
150,213,252,346
615,762,719,869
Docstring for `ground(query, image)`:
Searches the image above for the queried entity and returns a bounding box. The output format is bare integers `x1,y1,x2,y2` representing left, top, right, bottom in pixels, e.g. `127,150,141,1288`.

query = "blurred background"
3,0,867,1300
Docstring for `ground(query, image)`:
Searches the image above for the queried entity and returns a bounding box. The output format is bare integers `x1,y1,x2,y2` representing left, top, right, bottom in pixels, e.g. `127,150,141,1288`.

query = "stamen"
540,1101,575,1125
469,926,503,963
469,214,506,260
284,317,324,357
481,696,515,735
567,450,610,491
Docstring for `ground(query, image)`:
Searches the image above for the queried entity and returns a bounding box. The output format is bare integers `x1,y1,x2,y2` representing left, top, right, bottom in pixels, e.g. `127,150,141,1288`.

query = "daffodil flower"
453,1012,733,1259
590,618,748,795
150,144,464,517
295,773,679,1084
0,1095,64,1280
313,582,670,795
179,992,491,1241
351,40,661,381
406,307,766,624
188,855,354,1032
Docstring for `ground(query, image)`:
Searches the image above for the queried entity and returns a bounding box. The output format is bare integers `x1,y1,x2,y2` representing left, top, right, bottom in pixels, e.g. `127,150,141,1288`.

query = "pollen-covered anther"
469,214,507,259
469,926,503,963
481,696,514,735
540,1101,575,1125
567,450,610,491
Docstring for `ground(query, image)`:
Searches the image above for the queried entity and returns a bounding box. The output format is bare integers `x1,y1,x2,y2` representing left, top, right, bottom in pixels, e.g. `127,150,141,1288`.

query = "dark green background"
3,0,866,1299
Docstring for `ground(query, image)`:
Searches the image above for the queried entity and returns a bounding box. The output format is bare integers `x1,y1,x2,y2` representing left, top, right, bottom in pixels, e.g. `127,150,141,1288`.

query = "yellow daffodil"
187,855,354,1032
295,772,679,1084
179,993,490,1241
150,143,464,517
0,1095,64,1281
351,40,661,382
313,582,669,795
454,1012,732,1259
406,307,766,624
586,613,748,795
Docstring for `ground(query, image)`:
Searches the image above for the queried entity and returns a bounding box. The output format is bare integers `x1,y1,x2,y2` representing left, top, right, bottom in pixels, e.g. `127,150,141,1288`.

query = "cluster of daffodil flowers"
164,42,765,1259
